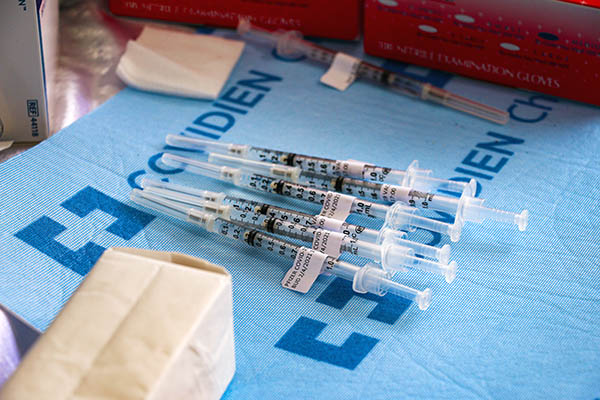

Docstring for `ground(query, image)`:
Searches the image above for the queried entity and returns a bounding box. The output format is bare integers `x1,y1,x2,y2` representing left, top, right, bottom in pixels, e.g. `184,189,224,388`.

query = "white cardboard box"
0,0,58,142
0,247,236,400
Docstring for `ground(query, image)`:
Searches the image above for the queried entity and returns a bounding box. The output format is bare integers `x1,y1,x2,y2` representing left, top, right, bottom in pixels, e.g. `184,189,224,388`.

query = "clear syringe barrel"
161,153,477,236
232,199,451,264
140,182,386,262
143,185,278,230
137,188,452,280
240,147,470,195
302,174,462,210
131,189,431,307
131,188,300,261
260,177,529,236
260,217,391,262
142,171,460,241
324,175,485,226
237,20,508,125
378,228,451,265
385,202,463,243
166,135,471,194
263,214,456,281
263,176,390,219
266,177,464,240
162,154,464,237
237,18,335,62
238,19,427,103
255,203,377,241
208,154,474,202
290,40,508,124
140,178,451,263
171,200,386,266
165,153,391,219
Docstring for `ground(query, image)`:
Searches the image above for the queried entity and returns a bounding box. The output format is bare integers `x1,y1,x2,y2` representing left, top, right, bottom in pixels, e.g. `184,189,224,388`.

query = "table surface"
1,3,599,399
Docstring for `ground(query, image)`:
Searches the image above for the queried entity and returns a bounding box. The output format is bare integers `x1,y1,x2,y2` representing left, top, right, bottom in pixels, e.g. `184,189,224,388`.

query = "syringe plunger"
352,263,432,310
460,197,529,231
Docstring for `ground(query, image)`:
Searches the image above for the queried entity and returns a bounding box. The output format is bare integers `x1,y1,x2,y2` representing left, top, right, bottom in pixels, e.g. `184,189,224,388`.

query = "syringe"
163,153,529,233
166,134,475,194
205,151,474,204
237,20,509,125
141,178,451,264
160,153,464,241
136,186,457,281
129,189,433,309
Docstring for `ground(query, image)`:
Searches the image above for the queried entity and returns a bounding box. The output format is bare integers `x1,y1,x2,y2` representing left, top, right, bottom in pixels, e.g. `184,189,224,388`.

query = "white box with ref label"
0,0,57,142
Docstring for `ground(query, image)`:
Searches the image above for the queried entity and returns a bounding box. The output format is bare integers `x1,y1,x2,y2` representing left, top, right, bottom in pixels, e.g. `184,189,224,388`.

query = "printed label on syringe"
312,216,365,240
381,185,436,208
319,191,354,220
320,53,361,91
380,184,411,203
336,159,367,178
407,190,435,209
313,215,345,232
282,247,328,293
311,229,345,257
363,165,393,182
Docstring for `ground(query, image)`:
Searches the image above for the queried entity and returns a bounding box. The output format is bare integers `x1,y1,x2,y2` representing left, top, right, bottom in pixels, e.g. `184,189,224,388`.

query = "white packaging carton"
0,247,236,399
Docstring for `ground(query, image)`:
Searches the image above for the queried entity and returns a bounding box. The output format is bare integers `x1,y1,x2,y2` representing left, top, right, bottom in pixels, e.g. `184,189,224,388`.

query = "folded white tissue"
117,26,245,100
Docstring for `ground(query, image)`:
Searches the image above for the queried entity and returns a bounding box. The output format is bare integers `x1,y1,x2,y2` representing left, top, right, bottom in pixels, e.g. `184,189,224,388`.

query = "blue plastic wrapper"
0,30,599,399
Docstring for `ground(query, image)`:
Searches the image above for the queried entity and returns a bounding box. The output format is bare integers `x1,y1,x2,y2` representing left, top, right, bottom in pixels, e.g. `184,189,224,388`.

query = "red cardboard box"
364,0,600,106
109,0,362,40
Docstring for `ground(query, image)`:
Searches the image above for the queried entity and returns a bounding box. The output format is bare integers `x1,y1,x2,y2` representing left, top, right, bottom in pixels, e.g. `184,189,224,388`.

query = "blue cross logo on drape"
14,186,154,276
275,278,412,370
